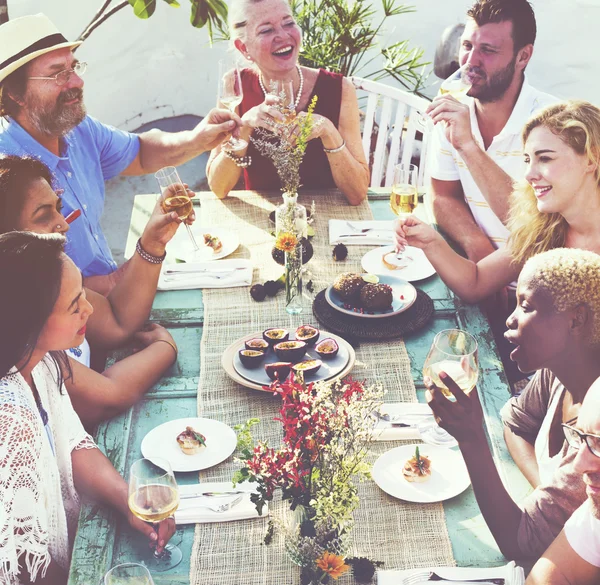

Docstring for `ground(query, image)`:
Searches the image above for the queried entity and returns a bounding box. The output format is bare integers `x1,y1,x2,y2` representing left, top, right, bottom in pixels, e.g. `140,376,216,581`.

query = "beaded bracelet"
154,338,178,356
222,149,252,168
323,140,346,154
136,238,166,264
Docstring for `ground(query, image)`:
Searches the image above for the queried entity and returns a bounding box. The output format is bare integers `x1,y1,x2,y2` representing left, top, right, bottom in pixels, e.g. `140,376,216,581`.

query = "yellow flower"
316,552,349,580
275,232,298,252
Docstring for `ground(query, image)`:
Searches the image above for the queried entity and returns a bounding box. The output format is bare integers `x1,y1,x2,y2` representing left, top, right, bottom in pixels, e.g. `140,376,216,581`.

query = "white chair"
350,76,432,191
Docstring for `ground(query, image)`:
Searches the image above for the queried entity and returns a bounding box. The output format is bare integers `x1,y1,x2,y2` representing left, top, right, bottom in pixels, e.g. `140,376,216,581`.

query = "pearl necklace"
258,64,304,110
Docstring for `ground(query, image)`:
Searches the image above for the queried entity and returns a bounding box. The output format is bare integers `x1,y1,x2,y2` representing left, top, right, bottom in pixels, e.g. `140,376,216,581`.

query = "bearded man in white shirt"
427,0,557,262
526,377,600,585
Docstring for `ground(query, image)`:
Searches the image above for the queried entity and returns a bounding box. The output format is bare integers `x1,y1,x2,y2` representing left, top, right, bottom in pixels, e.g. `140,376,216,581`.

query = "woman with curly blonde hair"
394,99,600,301
424,248,600,560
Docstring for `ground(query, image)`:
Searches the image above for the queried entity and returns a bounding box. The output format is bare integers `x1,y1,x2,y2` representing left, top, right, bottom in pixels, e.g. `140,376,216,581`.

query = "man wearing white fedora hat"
0,13,241,292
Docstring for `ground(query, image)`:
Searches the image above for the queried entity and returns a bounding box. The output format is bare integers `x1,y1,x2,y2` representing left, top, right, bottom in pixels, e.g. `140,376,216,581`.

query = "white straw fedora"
0,13,82,84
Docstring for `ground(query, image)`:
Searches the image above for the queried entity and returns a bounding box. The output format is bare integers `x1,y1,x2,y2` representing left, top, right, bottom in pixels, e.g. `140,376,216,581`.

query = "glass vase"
285,242,303,315
284,507,353,585
275,192,307,315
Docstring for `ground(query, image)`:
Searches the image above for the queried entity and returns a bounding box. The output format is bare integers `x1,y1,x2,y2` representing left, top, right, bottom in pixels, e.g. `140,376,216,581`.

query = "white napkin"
329,220,395,246
373,402,433,441
175,481,268,524
378,561,524,585
158,259,253,291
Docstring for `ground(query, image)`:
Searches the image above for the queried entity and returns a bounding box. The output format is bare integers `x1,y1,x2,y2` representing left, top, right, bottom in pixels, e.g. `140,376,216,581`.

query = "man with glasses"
0,14,240,292
526,380,600,584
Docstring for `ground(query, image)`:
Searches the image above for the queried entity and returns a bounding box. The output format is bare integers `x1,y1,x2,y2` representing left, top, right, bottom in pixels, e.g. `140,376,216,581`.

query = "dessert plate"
325,274,417,319
222,331,355,391
167,227,239,262
372,443,471,503
361,245,436,282
141,417,237,473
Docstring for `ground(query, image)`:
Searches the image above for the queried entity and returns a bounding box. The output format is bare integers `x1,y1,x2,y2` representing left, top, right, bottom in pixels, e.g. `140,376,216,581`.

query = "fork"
402,571,504,585
163,272,236,282
181,494,243,513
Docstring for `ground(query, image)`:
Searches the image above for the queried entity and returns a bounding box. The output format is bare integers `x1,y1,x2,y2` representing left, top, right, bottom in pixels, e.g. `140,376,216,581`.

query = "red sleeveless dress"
239,68,343,190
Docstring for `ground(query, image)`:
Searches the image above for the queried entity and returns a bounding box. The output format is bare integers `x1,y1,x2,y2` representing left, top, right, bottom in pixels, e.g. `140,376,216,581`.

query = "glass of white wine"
128,457,181,571
155,165,199,252
418,329,479,446
217,58,248,151
390,163,419,219
439,63,473,98
104,563,155,585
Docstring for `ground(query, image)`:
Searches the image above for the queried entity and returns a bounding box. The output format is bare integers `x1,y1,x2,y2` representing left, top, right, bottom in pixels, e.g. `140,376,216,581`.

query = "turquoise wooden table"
68,190,531,584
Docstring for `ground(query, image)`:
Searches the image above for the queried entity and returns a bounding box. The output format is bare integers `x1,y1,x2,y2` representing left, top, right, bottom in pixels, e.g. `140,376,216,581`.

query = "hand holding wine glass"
417,329,479,446
155,166,199,252
217,58,248,151
128,457,182,571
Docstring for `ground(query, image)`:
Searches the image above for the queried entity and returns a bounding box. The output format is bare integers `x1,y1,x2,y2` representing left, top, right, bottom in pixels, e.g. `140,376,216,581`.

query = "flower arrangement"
233,375,384,584
251,95,319,195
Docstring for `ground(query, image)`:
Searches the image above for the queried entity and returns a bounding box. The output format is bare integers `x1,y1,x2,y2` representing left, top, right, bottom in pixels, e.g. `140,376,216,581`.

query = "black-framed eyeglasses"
562,423,600,458
29,62,87,87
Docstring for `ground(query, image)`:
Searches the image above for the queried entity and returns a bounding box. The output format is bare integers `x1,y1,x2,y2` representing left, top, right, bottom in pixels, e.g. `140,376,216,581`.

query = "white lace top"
0,356,96,584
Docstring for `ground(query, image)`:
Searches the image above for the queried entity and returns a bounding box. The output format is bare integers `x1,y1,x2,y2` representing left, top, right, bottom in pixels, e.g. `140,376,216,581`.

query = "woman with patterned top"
0,232,175,585
206,0,369,205
0,155,180,427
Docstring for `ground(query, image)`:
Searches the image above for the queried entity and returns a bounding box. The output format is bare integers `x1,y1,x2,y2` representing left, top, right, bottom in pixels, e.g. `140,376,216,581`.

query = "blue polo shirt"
0,116,140,276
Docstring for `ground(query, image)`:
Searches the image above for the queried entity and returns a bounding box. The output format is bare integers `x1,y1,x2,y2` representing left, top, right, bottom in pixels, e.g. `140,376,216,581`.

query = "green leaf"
190,0,209,27
162,0,181,6
128,0,156,18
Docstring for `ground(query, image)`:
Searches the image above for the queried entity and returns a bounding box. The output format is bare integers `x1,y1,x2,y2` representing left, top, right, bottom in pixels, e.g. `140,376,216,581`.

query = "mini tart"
402,447,431,483
176,426,207,455
203,233,223,253
382,251,409,271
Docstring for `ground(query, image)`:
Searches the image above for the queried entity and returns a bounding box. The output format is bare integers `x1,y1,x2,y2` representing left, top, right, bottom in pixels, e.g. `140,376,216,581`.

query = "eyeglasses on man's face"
29,61,87,87
562,423,600,458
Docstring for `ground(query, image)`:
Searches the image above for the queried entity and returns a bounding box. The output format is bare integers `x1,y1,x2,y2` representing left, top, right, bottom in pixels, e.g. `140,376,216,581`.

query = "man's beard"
25,87,86,137
466,57,517,104
587,474,600,519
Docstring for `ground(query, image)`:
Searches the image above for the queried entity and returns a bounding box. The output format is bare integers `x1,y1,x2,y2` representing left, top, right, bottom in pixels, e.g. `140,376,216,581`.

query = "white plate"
372,444,471,503
167,227,239,262
361,245,435,282
325,274,417,319
233,331,350,387
141,417,237,473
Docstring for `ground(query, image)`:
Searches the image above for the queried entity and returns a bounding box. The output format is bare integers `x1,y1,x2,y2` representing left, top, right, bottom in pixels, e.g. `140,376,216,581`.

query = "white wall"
8,0,600,129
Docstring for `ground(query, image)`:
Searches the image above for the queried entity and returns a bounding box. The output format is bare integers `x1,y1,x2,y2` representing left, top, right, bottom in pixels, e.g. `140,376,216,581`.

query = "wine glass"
104,563,155,585
217,58,248,151
128,457,182,571
390,163,419,220
418,329,479,447
155,165,199,252
440,63,473,98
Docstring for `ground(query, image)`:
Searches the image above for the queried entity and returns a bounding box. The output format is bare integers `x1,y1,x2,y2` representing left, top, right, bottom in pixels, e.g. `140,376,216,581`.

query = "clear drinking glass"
418,329,479,447
128,458,182,572
155,165,199,252
104,563,155,585
217,58,248,151
390,163,419,220
440,63,473,98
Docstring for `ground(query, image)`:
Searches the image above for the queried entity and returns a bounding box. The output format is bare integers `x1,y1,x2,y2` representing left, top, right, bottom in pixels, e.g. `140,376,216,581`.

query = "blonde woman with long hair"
394,100,600,302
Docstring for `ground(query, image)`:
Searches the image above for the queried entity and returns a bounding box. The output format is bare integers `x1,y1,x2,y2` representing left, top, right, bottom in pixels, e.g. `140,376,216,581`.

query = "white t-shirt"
565,500,600,567
429,77,558,249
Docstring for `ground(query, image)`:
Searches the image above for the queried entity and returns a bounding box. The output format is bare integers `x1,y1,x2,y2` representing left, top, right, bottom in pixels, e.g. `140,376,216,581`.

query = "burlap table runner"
190,190,454,584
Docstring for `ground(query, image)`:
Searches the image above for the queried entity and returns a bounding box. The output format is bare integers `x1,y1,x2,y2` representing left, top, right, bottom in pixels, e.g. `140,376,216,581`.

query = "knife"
164,266,246,275
180,490,248,499
337,233,391,238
